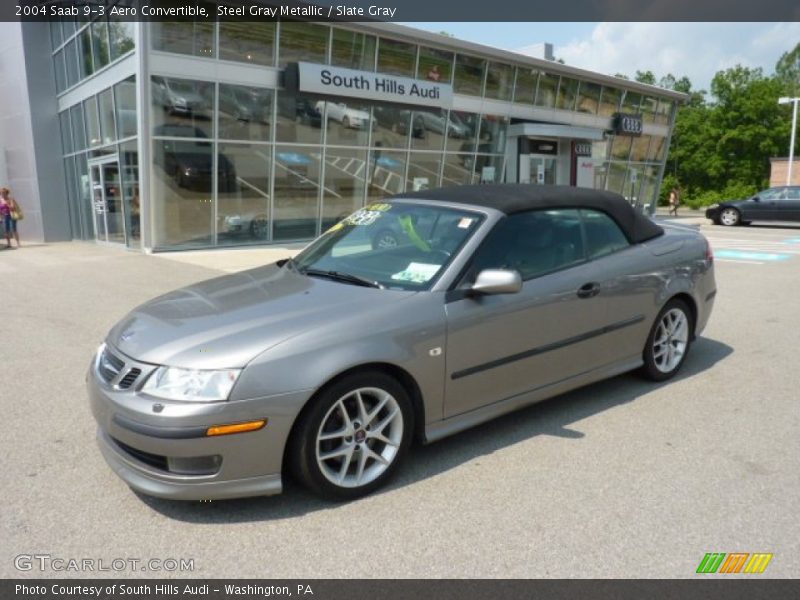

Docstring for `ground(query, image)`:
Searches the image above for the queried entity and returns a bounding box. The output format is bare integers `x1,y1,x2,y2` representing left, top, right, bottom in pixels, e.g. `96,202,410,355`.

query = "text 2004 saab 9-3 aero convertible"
88,184,716,501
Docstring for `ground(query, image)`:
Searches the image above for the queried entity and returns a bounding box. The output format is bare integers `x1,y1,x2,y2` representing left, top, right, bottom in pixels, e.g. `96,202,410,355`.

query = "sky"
408,22,800,92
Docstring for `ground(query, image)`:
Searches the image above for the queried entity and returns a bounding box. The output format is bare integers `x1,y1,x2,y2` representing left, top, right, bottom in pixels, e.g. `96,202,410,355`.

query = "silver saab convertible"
88,185,716,501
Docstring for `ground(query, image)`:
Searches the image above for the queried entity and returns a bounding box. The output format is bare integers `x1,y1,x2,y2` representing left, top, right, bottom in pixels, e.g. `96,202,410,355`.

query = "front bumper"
705,206,721,221
87,347,313,500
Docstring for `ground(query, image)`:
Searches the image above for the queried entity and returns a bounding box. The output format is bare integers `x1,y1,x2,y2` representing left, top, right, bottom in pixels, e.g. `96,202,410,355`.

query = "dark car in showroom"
705,186,800,226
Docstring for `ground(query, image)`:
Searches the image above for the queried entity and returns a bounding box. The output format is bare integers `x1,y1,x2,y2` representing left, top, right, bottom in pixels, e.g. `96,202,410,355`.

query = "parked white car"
316,101,373,129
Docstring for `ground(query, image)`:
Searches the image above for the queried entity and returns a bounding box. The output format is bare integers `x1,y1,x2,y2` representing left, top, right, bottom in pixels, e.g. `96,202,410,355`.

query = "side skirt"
423,356,643,444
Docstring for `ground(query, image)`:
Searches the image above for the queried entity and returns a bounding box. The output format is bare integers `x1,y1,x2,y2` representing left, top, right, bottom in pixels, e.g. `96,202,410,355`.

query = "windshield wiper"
301,268,384,289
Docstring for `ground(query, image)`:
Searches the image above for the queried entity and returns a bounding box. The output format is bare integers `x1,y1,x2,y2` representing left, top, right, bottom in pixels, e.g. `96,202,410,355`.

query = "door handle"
577,282,600,299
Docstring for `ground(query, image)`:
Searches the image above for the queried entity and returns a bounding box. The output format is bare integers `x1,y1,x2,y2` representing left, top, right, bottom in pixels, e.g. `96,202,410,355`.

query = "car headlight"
142,366,241,402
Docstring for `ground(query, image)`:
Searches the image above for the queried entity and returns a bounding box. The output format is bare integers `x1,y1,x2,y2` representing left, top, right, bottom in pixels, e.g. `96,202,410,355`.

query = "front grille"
111,437,168,472
97,347,125,383
117,368,141,389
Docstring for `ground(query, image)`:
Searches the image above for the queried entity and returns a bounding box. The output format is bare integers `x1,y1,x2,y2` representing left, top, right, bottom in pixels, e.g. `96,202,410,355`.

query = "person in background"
426,65,441,82
668,188,681,217
0,187,22,248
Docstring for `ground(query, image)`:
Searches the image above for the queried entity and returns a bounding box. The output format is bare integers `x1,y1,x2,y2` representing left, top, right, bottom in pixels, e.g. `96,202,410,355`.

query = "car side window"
788,188,800,200
581,209,629,259
466,209,585,282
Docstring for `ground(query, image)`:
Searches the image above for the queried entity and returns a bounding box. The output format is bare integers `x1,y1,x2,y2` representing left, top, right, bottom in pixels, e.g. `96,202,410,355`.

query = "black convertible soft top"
394,184,664,244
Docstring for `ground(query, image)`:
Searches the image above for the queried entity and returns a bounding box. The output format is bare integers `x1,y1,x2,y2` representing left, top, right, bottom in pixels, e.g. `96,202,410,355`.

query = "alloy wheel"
315,387,404,488
652,308,689,374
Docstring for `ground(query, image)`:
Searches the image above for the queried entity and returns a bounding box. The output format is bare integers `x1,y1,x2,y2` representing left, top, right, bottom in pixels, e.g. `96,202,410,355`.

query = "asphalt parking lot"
2,219,799,579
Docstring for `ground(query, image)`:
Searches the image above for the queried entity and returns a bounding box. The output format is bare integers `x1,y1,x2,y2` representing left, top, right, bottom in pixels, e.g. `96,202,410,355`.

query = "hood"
108,265,415,369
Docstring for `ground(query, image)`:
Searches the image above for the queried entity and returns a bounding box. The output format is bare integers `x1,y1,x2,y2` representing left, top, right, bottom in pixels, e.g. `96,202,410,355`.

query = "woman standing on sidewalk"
668,188,680,216
0,187,22,248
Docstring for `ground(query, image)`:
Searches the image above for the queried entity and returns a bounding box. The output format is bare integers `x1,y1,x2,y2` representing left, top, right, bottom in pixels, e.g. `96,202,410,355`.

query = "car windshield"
291,202,484,291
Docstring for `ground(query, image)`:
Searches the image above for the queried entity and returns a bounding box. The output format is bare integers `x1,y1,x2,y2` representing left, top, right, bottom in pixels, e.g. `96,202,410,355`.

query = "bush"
683,181,760,209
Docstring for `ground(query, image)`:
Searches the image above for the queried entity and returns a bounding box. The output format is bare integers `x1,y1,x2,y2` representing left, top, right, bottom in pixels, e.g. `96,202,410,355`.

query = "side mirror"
752,196,760,202
469,269,522,296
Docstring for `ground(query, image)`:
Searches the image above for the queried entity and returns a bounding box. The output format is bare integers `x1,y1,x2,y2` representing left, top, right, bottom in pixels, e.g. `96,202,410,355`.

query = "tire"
719,207,741,226
640,299,693,382
372,229,399,249
289,371,414,501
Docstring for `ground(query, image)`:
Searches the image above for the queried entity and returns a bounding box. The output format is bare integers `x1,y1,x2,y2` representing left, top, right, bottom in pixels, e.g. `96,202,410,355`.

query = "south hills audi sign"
292,62,454,108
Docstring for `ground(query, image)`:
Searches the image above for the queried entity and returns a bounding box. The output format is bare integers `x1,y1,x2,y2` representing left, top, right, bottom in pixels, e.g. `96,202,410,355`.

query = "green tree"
635,70,656,85
775,42,800,95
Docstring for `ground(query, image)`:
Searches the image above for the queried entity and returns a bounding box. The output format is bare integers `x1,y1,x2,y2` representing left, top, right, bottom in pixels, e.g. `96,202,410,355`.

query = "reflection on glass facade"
51,20,678,249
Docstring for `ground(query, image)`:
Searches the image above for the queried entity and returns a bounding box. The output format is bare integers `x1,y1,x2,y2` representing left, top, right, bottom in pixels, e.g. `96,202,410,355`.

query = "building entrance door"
89,158,126,244
528,154,557,185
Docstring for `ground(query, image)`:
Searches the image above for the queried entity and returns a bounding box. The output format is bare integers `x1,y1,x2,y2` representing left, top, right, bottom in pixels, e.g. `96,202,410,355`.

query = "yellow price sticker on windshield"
366,203,392,212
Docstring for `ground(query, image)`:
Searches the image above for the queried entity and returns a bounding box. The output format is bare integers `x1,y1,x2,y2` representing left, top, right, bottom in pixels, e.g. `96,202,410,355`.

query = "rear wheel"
719,207,741,226
640,299,693,381
289,372,413,501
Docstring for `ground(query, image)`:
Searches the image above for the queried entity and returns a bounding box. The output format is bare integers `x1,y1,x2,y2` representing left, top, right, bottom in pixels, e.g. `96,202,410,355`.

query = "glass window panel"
84,97,101,147
621,90,642,114
377,38,416,77
407,152,442,192
278,22,328,67
50,21,63,50
219,85,273,141
576,81,601,115
411,108,447,152
322,148,368,230
417,46,453,83
372,104,410,150
62,18,77,40
119,140,140,247
367,150,406,201
454,54,485,96
64,157,81,238
630,134,651,162
219,21,275,66
556,77,579,111
54,50,66,94
70,103,87,150
114,76,137,139
91,20,110,70
513,68,538,104
273,144,322,241
65,40,79,88
75,154,92,238
649,136,667,162
473,154,504,184
108,19,135,61
442,154,475,187
485,62,514,101
151,21,214,58
640,96,658,124
98,88,116,145
322,100,371,147
78,27,93,80
605,162,627,194
445,111,478,153
331,29,376,71
610,135,632,160
60,111,73,154
275,91,322,144
598,86,622,117
151,76,214,139
654,99,673,125
534,72,559,108
152,138,213,248
217,143,272,245
478,115,508,155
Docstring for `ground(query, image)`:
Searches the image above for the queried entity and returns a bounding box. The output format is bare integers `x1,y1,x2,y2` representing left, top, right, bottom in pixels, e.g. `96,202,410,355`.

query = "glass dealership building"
2,19,686,251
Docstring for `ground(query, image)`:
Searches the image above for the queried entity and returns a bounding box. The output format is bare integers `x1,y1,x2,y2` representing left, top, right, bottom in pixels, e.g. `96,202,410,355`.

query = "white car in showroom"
316,101,374,129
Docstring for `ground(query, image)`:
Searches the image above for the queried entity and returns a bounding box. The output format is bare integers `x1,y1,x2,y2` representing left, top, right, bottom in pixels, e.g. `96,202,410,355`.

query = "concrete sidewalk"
151,242,308,273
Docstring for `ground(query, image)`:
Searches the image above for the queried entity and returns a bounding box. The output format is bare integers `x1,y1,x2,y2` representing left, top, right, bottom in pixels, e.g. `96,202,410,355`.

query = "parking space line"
714,258,765,264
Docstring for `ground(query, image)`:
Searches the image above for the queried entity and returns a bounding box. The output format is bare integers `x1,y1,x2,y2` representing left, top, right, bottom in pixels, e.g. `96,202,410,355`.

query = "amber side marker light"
206,419,267,436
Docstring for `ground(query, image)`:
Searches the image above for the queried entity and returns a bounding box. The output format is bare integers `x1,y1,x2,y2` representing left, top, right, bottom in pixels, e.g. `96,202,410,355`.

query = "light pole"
778,97,799,185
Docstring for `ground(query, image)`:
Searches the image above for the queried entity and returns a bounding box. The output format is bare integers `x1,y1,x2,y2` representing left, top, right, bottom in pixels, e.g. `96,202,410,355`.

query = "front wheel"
289,372,414,501
719,207,741,226
640,299,693,381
